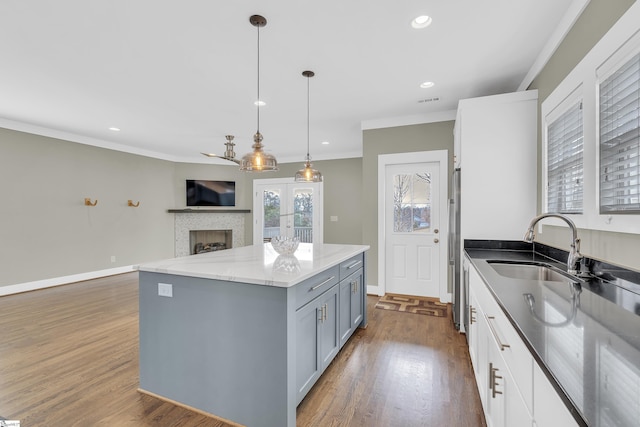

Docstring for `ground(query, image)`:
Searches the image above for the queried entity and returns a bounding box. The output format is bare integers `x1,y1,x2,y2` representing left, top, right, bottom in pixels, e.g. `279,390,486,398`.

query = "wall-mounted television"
186,180,236,207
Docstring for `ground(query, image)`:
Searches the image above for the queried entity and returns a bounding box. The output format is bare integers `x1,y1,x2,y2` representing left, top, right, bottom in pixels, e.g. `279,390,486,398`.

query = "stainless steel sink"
487,261,579,283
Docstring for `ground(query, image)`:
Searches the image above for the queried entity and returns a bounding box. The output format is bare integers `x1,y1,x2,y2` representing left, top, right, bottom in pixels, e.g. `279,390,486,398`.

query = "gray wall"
528,0,640,271
0,127,363,288
362,122,455,285
0,127,176,286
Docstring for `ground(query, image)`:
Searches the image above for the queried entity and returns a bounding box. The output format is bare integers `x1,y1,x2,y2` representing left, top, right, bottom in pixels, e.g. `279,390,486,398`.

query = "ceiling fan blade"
200,152,241,164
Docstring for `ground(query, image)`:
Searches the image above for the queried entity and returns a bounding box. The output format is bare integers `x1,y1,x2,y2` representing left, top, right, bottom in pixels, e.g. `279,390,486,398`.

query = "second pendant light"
295,70,322,182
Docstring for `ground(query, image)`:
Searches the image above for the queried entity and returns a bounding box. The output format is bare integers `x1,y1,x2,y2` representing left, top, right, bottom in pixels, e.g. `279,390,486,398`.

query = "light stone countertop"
136,243,369,287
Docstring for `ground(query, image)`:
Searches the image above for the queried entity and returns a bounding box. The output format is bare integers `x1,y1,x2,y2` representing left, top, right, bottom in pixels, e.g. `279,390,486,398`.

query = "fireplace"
190,230,232,255
173,211,245,257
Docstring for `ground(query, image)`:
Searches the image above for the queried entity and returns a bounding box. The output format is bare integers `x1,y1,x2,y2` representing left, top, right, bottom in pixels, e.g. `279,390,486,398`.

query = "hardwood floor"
0,273,485,426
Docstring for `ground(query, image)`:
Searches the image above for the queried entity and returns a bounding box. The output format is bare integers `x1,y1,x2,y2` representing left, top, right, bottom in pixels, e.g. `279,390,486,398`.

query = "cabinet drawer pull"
346,260,362,269
487,316,510,351
310,276,336,291
489,363,503,398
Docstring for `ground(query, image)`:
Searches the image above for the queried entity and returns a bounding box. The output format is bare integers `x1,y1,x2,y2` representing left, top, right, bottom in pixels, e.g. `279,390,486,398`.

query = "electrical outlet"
110,255,116,263
330,216,338,222
158,283,173,298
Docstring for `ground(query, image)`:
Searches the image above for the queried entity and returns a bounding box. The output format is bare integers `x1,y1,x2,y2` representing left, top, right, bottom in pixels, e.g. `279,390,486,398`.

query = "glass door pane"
262,189,282,242
392,172,432,233
293,187,313,243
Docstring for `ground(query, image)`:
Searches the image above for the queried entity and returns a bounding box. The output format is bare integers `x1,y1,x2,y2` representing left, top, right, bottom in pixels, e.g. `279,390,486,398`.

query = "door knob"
434,238,439,243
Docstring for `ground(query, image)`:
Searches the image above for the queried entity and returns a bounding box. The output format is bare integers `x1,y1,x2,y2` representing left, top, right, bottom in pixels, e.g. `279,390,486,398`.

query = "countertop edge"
136,243,370,288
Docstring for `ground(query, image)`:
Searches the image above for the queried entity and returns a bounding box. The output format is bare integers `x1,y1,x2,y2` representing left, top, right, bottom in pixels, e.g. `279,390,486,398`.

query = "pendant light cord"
256,23,260,133
306,74,310,159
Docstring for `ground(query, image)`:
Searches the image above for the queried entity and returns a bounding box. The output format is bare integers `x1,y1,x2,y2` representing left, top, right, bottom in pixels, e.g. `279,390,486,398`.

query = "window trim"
539,4,640,235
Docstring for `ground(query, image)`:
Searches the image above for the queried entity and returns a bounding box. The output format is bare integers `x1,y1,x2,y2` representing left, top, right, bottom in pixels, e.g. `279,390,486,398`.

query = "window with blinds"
547,101,584,214
599,51,640,214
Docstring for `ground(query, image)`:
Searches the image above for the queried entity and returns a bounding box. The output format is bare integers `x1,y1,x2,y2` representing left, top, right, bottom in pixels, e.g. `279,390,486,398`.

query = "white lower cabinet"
533,364,578,427
467,257,577,427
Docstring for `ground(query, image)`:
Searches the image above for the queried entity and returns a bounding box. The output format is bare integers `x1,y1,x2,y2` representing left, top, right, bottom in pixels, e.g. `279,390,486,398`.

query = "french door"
253,178,323,245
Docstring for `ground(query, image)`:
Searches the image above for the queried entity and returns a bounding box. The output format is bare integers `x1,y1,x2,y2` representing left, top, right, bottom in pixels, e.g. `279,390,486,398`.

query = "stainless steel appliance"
449,168,464,332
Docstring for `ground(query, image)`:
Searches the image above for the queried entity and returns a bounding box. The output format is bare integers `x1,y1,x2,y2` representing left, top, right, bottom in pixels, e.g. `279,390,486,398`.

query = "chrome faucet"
524,213,583,275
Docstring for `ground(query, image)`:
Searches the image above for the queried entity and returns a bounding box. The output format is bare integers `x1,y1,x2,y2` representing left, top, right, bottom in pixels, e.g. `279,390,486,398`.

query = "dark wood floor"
0,273,485,426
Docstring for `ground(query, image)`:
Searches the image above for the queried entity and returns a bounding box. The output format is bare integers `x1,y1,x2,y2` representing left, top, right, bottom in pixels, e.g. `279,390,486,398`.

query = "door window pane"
393,173,431,233
294,189,313,243
263,190,280,242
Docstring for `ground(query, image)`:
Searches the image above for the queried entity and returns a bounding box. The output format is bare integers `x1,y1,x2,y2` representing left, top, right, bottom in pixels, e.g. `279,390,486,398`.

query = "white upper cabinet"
454,90,538,241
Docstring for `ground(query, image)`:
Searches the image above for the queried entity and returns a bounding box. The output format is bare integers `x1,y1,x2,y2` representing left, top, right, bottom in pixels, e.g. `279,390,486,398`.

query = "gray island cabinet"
137,243,368,427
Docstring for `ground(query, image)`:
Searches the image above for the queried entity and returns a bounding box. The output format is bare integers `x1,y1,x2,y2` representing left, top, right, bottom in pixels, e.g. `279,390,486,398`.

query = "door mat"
375,294,449,317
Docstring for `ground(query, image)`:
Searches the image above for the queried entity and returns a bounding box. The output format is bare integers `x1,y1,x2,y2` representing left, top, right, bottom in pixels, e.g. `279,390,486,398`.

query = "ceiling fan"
201,135,241,164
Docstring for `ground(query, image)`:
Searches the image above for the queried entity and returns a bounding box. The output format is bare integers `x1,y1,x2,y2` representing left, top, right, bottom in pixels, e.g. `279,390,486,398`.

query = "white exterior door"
253,178,323,245
378,150,448,300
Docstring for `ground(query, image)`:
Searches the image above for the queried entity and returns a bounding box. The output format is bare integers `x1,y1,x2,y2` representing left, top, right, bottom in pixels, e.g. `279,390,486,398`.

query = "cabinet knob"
434,238,439,244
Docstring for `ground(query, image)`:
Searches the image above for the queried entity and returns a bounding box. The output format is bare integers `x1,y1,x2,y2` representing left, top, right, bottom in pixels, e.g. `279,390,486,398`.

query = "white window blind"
547,101,584,213
599,51,640,213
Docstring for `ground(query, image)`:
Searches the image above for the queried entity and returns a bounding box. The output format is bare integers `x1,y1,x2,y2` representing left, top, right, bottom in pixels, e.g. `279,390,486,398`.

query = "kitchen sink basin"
487,261,579,283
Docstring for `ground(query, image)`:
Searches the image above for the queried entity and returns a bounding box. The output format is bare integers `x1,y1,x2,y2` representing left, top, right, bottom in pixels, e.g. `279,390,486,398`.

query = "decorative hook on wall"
128,200,140,207
84,198,98,206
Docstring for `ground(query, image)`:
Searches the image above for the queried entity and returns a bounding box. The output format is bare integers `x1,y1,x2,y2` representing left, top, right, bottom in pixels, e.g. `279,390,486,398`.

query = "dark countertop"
465,240,640,427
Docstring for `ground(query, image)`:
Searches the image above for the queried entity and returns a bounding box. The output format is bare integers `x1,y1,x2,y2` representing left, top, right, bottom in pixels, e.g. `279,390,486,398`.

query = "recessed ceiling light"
321,141,330,145
420,81,435,89
411,15,432,29
109,127,121,132
254,100,266,107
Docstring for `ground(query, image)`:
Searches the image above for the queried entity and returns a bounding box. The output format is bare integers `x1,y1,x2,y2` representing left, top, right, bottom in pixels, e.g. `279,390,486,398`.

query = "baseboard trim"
367,285,384,296
0,266,136,296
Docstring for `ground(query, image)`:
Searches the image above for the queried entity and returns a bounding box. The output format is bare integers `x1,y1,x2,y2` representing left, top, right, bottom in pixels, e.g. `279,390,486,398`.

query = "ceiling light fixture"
109,127,121,132
411,15,432,29
294,70,322,183
420,81,435,89
239,14,278,172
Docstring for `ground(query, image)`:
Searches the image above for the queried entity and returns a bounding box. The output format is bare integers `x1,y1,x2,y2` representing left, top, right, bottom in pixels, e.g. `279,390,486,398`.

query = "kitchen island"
137,243,369,427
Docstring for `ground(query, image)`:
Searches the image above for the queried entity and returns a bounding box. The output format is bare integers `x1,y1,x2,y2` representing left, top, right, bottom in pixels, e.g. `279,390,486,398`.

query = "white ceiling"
0,0,585,165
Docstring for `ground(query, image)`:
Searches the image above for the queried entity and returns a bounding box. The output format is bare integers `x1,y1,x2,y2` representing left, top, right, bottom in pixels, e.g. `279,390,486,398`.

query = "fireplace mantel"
168,209,251,213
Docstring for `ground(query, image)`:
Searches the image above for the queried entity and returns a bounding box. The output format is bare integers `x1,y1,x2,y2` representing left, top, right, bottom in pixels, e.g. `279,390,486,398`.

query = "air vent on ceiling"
418,97,440,103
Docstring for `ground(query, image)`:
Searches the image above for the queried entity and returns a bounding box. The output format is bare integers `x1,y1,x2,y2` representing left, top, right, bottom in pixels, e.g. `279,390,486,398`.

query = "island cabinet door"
296,300,321,404
295,284,341,405
349,269,364,331
319,284,340,369
339,268,364,347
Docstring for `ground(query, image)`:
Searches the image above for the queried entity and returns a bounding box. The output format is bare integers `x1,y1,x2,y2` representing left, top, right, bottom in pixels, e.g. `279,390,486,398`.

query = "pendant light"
239,15,278,172
294,70,322,182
